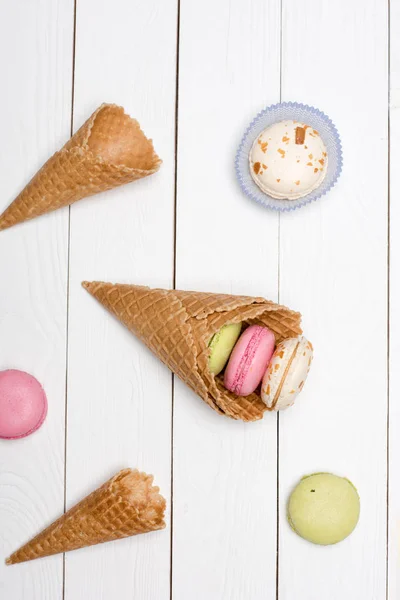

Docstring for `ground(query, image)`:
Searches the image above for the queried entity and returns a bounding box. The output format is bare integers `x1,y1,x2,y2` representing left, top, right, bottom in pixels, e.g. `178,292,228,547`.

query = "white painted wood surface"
0,1,393,599
65,1,177,599
173,1,280,598
278,2,388,600
0,0,73,598
389,0,400,597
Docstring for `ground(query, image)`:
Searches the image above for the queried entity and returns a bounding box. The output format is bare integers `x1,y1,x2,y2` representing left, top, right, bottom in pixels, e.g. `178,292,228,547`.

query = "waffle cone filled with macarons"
82,282,307,422
0,104,161,231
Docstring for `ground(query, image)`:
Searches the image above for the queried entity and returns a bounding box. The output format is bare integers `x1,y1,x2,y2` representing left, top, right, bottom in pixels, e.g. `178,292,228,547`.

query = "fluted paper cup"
235,102,342,212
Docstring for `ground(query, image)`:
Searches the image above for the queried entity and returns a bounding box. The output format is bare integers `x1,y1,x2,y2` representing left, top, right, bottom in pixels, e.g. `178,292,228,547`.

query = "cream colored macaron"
249,120,328,200
261,336,313,410
287,473,360,545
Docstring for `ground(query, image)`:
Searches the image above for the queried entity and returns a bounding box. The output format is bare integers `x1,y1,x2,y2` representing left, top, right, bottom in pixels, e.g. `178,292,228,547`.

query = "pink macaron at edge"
0,370,48,440
224,325,275,396
6,396,48,440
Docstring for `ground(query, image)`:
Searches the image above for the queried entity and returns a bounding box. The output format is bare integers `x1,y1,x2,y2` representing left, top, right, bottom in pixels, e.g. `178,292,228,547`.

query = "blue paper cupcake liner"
235,102,343,212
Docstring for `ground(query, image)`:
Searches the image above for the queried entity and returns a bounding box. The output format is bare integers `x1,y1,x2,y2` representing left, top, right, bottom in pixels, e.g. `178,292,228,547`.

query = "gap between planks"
62,0,78,597
386,0,391,598
170,0,181,597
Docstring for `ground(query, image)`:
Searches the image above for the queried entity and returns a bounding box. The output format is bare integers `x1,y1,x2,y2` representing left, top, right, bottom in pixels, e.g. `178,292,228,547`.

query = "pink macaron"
0,370,48,440
224,325,275,396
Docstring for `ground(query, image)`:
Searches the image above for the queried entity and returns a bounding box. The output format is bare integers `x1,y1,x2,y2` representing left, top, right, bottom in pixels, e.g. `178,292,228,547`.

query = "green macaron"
208,322,242,375
287,472,360,545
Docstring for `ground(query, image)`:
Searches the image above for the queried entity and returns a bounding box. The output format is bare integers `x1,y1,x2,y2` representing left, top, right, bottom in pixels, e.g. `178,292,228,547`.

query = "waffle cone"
6,469,166,565
0,104,161,231
82,282,303,422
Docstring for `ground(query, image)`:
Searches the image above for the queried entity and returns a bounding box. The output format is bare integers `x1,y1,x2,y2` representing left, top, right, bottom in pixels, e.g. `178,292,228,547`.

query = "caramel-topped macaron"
261,336,313,410
249,120,328,200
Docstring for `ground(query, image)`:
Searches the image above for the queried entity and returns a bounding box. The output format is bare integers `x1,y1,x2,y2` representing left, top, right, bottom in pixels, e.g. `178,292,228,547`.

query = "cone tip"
0,216,9,232
5,556,12,566
82,281,98,293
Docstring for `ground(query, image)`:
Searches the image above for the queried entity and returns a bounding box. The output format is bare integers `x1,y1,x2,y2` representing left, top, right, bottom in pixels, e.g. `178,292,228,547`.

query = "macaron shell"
261,337,297,408
249,120,328,200
0,370,48,439
287,473,360,545
276,337,313,409
224,325,275,396
208,322,242,375
261,337,313,410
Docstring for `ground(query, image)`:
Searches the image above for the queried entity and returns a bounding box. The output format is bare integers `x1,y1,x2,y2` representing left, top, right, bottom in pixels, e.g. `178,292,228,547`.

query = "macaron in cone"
82,282,303,422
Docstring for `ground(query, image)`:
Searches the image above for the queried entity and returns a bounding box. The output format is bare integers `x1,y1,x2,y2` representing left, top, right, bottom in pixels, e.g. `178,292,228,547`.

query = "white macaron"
249,120,328,200
261,336,313,410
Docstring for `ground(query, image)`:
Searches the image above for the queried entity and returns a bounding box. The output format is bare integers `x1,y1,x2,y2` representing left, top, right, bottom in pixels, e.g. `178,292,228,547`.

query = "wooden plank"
65,0,177,598
0,0,73,598
172,1,281,598
388,0,400,597
278,1,388,599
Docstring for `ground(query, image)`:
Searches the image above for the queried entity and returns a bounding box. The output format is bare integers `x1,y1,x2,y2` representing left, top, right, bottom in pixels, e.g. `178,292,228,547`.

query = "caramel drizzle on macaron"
270,339,300,409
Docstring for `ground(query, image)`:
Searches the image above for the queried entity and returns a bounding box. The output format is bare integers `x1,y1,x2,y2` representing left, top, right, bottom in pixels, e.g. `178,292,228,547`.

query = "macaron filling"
269,339,299,409
223,325,276,397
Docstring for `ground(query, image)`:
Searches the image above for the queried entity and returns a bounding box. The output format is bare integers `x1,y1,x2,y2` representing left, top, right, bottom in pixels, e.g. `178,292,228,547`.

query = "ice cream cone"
6,468,166,565
0,104,161,231
82,282,303,422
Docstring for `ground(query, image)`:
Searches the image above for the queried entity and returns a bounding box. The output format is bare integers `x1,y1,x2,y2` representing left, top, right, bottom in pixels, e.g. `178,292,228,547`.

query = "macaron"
208,322,242,375
261,336,313,410
287,473,360,545
249,120,328,200
224,325,275,396
0,370,48,440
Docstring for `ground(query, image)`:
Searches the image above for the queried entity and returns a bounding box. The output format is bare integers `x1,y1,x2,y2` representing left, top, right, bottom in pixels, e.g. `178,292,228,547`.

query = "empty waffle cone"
0,104,161,231
82,282,303,422
6,468,166,565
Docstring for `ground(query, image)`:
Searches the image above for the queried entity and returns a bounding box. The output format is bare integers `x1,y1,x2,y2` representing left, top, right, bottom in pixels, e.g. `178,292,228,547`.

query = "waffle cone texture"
82,282,303,422
6,469,166,565
0,104,161,231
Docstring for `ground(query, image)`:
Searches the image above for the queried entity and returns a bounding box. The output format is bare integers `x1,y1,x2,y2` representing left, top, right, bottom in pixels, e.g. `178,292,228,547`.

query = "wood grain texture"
65,1,177,599
278,1,388,599
173,1,281,598
0,0,74,598
389,0,399,598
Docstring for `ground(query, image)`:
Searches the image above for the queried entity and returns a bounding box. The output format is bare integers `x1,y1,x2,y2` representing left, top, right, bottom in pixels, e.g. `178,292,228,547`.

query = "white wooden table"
0,1,396,598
